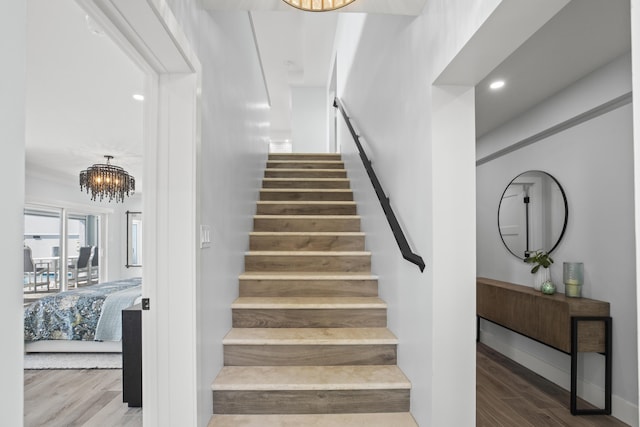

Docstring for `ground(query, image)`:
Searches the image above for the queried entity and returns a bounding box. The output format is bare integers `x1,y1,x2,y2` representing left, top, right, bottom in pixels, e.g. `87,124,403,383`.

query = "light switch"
200,225,212,248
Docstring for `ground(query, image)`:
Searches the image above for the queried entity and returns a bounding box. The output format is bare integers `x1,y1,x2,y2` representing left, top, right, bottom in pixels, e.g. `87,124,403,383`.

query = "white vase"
533,268,550,291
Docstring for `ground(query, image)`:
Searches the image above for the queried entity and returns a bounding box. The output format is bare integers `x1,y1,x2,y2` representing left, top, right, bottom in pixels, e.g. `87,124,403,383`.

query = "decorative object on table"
540,280,556,295
564,262,584,298
79,155,135,203
282,0,356,12
524,250,554,291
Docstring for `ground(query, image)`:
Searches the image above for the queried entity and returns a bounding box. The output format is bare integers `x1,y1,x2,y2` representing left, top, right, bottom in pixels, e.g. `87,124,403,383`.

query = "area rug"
24,353,122,369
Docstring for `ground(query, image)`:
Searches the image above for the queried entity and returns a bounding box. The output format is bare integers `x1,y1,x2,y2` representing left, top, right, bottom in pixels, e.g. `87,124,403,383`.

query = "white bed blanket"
94,285,142,341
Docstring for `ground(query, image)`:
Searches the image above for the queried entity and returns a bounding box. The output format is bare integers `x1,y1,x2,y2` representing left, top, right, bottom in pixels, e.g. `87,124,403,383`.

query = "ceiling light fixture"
490,80,506,90
282,0,356,12
80,155,135,203
132,94,145,101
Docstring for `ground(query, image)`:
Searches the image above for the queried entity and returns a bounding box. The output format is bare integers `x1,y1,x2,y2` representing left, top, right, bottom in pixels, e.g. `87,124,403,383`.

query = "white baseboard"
480,329,638,427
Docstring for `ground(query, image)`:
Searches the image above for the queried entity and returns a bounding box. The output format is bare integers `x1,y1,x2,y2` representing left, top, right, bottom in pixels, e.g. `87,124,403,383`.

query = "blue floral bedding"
24,277,142,342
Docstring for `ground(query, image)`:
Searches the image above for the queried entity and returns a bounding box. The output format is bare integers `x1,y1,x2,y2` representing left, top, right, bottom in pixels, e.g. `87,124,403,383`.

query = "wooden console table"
476,277,612,415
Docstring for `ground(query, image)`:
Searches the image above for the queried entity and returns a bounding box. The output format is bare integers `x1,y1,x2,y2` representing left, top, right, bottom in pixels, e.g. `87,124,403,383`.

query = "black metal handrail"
334,97,425,272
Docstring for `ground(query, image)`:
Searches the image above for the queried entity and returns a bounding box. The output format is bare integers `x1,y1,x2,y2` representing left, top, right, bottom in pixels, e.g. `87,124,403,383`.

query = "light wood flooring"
24,369,141,427
23,345,628,426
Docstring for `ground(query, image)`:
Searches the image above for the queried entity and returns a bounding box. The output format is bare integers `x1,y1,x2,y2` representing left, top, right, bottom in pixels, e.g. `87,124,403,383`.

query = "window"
24,207,102,290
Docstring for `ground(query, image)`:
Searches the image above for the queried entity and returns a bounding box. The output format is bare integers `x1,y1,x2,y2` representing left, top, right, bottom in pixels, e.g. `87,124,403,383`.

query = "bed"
24,277,142,353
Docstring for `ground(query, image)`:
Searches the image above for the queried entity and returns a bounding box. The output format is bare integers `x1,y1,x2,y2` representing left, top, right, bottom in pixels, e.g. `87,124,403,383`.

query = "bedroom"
22,0,144,421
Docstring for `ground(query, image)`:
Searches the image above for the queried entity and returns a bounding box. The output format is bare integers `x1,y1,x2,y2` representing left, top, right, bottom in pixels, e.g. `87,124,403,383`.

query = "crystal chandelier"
282,0,356,12
79,155,135,203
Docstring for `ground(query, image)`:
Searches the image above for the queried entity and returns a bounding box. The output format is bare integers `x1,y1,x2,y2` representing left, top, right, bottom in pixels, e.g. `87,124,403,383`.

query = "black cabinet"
122,303,142,407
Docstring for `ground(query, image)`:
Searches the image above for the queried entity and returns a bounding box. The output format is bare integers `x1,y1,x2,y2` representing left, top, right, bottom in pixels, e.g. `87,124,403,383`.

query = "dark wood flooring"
477,343,628,426
23,345,629,426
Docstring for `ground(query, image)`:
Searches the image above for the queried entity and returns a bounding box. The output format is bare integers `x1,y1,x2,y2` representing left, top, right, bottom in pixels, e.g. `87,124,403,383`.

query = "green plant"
524,250,554,274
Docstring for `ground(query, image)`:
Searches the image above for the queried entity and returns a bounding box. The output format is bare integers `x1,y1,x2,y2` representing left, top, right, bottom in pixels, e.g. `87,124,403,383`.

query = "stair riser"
232,309,386,328
265,170,347,179
245,255,371,273
268,154,342,161
239,279,378,297
267,162,344,170
260,191,354,202
213,389,410,414
250,235,365,252
224,345,397,366
254,217,361,232
256,204,357,216
262,180,350,189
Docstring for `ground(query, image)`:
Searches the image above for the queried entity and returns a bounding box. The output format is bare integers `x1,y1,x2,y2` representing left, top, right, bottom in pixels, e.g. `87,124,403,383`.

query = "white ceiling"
25,0,426,190
26,0,632,190
201,0,427,15
250,11,338,141
476,0,631,137
26,0,144,191
205,0,428,143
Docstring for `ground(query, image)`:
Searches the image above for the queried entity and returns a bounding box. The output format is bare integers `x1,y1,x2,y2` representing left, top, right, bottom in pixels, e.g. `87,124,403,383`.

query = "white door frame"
78,1,201,425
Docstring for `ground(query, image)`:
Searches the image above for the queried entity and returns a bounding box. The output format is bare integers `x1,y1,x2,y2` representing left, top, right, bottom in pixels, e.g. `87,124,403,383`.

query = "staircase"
208,153,417,426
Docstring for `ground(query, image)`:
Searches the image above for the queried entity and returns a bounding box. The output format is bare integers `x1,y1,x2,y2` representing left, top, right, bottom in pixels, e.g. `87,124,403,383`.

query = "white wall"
162,4,270,425
477,53,638,425
334,2,574,426
0,1,26,424
292,86,327,152
632,3,640,425
335,11,477,427
25,170,142,282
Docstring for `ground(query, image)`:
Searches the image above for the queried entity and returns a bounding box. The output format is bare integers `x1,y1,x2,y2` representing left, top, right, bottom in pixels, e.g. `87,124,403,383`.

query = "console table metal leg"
570,316,612,415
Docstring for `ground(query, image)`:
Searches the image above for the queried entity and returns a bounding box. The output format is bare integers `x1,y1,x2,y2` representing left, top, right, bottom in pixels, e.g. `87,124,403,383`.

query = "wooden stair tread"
256,201,356,205
208,413,418,426
246,250,371,256
267,160,344,164
263,178,349,182
264,168,347,173
255,214,359,219
239,272,377,279
223,327,398,345
262,180,351,189
250,231,365,236
232,297,386,309
268,153,342,157
211,365,411,391
261,188,353,193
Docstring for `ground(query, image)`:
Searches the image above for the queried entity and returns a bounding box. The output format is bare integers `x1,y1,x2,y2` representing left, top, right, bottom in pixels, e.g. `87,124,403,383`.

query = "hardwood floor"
23,345,627,426
477,343,628,426
24,369,141,426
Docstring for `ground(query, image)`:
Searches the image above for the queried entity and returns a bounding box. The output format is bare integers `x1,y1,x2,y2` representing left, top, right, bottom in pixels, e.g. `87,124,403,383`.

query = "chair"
69,246,92,287
24,246,50,293
89,246,99,284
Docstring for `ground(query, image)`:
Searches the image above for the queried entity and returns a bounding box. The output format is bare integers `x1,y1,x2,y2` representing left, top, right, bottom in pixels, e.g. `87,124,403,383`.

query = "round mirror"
498,170,568,260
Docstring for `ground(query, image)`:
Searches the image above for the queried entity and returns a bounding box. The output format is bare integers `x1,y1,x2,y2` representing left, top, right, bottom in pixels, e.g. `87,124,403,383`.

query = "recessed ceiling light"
85,15,105,36
132,94,145,101
490,80,505,90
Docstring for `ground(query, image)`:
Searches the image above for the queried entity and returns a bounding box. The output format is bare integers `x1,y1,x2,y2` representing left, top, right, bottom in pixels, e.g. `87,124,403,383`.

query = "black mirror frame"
497,170,569,260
